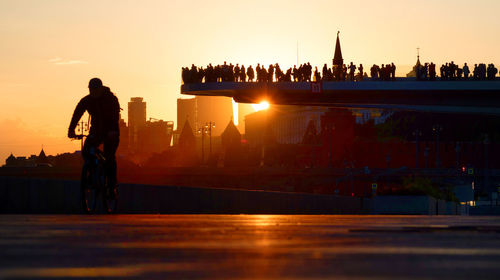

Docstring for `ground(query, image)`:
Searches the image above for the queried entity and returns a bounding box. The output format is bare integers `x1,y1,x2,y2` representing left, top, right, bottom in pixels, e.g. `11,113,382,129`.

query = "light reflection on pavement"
1,215,500,279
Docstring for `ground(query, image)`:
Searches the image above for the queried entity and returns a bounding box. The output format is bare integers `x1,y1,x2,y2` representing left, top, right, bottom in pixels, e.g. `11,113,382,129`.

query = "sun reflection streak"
251,101,270,112
252,214,274,227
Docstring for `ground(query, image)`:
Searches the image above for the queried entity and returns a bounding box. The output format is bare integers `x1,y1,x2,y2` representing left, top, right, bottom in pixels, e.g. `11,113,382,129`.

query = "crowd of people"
415,62,498,81
182,61,497,84
182,62,319,84
369,63,397,81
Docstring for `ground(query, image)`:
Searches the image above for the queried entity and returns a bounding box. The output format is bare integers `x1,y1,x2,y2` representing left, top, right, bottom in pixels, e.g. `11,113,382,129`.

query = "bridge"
181,79,500,115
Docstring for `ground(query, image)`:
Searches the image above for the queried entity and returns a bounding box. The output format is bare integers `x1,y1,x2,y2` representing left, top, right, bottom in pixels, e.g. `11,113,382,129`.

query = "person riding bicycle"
68,78,120,196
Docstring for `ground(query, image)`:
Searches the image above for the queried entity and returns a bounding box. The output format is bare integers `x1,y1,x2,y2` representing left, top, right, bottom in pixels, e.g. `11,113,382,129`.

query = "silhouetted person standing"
370,64,378,80
322,64,328,81
349,62,356,81
487,64,498,80
247,65,255,82
68,78,120,197
234,64,240,82
342,64,347,81
429,63,436,81
268,64,275,83
240,65,246,82
391,63,396,80
463,63,470,79
473,64,479,80
314,67,321,82
306,63,312,82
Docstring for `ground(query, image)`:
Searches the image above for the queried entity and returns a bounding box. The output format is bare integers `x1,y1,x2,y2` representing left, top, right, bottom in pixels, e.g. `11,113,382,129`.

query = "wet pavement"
1,215,500,279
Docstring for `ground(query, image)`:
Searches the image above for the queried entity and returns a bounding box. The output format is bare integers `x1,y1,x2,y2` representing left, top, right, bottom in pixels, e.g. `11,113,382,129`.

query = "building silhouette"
302,119,321,145
120,97,175,162
237,103,254,133
3,148,53,167
195,96,232,136
117,114,129,156
221,120,243,166
177,119,197,165
176,96,233,137
332,31,343,67
406,53,422,77
177,98,197,133
245,105,327,147
137,119,174,155
128,97,147,151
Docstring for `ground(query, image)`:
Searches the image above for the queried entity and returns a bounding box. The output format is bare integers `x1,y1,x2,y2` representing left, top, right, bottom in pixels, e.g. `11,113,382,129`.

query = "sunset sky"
1,0,499,161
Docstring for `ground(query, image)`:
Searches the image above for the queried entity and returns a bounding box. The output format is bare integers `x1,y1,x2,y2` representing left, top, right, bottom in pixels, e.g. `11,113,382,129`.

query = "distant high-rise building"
117,113,129,156
128,97,146,150
237,103,254,134
177,98,197,132
138,119,174,155
176,96,233,137
195,96,232,136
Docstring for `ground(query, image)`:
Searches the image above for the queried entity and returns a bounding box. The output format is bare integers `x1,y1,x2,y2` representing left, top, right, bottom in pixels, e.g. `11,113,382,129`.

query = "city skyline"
1,0,500,161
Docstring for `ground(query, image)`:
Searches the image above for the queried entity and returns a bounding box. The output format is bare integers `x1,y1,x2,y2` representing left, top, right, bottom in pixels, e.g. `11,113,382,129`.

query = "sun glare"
252,101,270,112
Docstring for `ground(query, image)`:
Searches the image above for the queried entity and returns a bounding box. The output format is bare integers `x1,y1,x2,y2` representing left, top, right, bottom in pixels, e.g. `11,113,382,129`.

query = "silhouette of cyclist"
68,78,120,196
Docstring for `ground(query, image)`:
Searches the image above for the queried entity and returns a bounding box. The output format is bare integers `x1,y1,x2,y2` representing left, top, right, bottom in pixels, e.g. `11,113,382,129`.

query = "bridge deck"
181,79,500,114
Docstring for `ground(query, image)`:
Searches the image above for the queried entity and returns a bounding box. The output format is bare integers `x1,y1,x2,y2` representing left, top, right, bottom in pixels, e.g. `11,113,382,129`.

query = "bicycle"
73,135,118,214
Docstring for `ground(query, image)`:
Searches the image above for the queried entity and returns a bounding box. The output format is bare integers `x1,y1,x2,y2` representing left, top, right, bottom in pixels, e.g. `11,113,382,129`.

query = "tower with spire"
36,147,50,165
332,31,343,67
406,47,422,77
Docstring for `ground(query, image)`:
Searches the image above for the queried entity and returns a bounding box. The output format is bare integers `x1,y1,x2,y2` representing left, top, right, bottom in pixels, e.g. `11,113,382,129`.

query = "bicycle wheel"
103,176,118,214
81,164,97,214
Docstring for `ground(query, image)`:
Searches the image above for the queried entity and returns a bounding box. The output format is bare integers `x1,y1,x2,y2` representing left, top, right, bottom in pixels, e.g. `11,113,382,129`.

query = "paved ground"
1,215,500,279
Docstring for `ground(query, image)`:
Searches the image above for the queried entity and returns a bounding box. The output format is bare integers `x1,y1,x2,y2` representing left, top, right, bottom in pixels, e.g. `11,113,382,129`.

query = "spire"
416,47,421,66
332,31,343,66
178,119,196,149
38,148,47,159
406,48,422,77
221,119,241,147
6,153,16,166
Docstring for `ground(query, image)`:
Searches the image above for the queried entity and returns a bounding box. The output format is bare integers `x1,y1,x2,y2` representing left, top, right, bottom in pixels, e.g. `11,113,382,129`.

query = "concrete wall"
470,206,500,215
0,177,81,214
371,195,460,215
0,177,462,215
0,176,367,214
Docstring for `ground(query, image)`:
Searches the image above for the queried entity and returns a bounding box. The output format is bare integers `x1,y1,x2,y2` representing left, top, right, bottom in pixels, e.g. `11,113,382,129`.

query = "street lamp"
432,124,443,168
197,127,207,164
206,122,215,156
198,122,216,164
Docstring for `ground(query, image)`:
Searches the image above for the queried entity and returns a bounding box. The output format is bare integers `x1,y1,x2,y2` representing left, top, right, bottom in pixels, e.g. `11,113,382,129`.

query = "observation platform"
181,78,500,115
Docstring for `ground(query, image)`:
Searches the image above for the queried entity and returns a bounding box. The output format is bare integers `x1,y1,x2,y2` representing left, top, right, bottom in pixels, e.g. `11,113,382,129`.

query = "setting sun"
252,101,270,112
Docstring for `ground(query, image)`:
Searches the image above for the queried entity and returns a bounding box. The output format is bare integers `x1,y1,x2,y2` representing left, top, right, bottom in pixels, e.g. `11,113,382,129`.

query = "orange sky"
1,0,500,161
